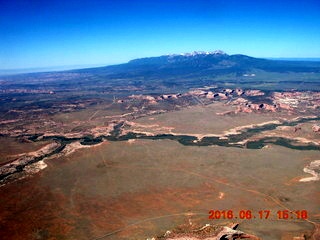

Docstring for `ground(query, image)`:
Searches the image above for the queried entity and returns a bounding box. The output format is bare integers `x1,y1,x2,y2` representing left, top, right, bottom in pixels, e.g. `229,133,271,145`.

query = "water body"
111,116,320,150
39,116,320,150
1,116,319,183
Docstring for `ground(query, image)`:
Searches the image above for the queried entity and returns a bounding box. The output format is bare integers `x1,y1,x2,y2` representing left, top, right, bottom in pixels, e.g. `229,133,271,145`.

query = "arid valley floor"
1,87,319,240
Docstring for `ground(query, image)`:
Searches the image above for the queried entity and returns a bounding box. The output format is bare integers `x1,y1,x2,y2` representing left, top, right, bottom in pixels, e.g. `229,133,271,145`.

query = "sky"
1,0,320,69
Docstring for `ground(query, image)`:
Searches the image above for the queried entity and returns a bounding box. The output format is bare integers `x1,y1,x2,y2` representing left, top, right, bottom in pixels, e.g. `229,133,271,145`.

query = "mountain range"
74,50,320,80
2,51,320,91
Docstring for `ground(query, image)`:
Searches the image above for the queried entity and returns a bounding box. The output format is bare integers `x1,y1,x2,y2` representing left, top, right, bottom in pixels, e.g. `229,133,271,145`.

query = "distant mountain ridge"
3,51,320,77
128,50,228,65
75,50,320,80
3,50,320,92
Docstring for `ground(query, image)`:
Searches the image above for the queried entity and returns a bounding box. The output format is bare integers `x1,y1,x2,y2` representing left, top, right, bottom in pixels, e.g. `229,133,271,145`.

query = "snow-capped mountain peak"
167,50,227,57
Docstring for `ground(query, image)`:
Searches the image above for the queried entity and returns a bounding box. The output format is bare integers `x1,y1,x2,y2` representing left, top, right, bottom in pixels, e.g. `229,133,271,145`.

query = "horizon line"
1,56,320,75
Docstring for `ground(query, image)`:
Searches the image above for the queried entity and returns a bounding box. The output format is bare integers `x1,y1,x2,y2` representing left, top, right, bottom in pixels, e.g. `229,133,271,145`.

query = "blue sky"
1,0,320,69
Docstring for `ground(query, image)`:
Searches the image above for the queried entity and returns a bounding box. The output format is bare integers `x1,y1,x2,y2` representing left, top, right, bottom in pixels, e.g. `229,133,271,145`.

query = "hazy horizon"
1,54,320,76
